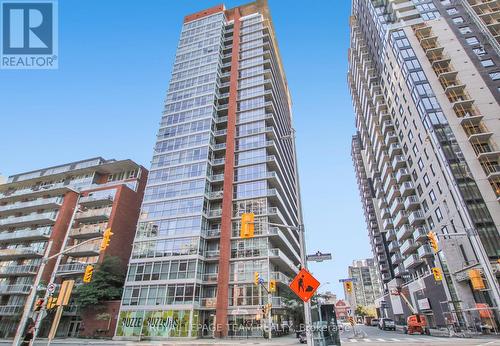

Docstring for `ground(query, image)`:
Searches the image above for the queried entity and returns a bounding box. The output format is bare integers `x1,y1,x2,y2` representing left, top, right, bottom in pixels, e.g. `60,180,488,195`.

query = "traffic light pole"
13,241,53,346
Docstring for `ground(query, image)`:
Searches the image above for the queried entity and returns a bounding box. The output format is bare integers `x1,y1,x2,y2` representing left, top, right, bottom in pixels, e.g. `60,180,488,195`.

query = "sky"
0,0,371,298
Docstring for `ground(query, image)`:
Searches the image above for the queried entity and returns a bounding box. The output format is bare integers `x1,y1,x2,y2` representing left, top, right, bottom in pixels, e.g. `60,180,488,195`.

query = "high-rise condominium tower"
350,0,500,329
116,0,302,339
346,259,383,310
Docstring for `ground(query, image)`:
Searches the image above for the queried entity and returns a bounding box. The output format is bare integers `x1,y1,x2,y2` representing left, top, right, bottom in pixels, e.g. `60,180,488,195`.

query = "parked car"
370,318,379,326
379,318,396,331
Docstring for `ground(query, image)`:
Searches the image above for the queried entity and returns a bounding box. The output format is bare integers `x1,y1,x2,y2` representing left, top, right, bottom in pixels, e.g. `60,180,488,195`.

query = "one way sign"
289,268,320,302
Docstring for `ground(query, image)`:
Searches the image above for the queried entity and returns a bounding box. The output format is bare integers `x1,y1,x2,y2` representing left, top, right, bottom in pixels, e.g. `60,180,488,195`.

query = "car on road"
370,318,379,326
379,318,396,331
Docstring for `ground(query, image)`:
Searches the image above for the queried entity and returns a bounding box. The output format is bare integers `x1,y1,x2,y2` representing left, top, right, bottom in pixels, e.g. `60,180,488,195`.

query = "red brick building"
0,157,147,338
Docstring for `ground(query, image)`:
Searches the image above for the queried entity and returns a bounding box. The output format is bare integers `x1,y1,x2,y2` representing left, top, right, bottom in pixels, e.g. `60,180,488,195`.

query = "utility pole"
29,194,81,345
13,241,53,346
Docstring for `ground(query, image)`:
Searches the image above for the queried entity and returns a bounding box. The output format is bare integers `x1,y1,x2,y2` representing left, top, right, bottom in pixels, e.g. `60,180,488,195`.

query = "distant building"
322,291,337,305
334,300,351,321
0,157,147,338
346,259,382,309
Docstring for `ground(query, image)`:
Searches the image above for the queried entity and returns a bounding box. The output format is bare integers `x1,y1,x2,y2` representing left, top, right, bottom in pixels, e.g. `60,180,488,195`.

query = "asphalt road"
340,324,500,345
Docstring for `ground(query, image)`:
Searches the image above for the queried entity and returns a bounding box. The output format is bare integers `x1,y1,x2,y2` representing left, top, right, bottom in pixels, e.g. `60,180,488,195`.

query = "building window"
423,173,430,187
446,8,458,15
430,164,436,176
452,17,464,24
429,189,437,203
435,207,443,222
465,36,480,45
428,216,435,229
458,26,472,34
472,47,486,56
489,71,500,81
417,158,424,171
481,59,495,67
422,199,429,212
417,184,423,196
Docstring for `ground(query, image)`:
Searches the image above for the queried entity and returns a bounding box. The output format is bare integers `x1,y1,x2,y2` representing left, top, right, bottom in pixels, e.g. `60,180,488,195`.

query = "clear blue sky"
0,0,370,298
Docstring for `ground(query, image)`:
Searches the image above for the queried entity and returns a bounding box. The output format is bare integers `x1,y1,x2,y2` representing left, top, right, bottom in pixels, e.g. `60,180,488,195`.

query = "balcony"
269,249,299,274
70,224,106,239
401,239,418,256
57,262,88,275
380,262,390,272
403,254,423,269
75,207,112,223
0,227,51,243
388,143,402,158
400,181,415,197
395,168,411,183
377,198,387,210
396,224,413,242
392,155,406,172
393,210,408,228
413,225,429,242
79,191,114,207
207,190,224,200
202,272,219,283
387,229,397,241
375,245,385,254
381,120,394,135
388,241,400,253
206,209,222,219
389,197,404,216
394,264,407,277
404,195,419,211
417,244,434,258
0,264,39,277
386,185,401,204
381,208,391,219
271,271,292,285
0,196,63,215
0,246,44,259
0,182,72,202
384,131,398,146
408,210,426,226
0,305,23,316
0,211,58,228
0,284,31,295
383,174,397,194
204,250,220,260
382,218,393,230
381,272,392,281
391,252,403,265
65,241,100,257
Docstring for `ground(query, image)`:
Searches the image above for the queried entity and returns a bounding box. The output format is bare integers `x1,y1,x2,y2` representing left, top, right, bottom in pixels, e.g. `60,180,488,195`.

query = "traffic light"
100,228,113,251
432,267,443,281
34,298,44,312
468,269,485,290
46,296,57,310
83,265,94,283
240,213,255,239
254,272,260,286
269,279,276,292
428,231,439,253
344,281,353,293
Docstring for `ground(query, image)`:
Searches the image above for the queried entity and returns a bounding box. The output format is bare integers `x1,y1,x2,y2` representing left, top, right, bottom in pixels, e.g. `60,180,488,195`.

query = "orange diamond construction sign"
289,268,320,302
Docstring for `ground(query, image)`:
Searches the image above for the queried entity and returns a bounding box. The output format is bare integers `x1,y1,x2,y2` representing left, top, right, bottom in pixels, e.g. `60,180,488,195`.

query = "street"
2,326,499,346
339,324,500,345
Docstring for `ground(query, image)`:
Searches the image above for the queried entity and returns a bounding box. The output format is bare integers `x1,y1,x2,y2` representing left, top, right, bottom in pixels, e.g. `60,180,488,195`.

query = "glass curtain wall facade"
349,0,500,329
116,0,301,340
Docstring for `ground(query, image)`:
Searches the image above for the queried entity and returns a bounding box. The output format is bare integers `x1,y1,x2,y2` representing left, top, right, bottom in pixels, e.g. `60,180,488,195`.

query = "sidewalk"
0,334,302,346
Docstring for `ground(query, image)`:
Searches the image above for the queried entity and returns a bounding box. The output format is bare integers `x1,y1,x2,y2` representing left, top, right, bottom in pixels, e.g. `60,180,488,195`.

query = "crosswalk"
341,336,455,343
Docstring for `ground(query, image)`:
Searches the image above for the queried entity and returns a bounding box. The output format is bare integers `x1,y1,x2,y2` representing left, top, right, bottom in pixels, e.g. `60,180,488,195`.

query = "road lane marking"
377,339,386,341
348,339,358,342
391,338,401,341
364,339,372,342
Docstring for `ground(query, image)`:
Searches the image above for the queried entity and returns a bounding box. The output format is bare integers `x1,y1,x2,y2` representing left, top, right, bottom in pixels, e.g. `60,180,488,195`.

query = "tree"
75,256,126,308
355,305,368,317
281,288,304,327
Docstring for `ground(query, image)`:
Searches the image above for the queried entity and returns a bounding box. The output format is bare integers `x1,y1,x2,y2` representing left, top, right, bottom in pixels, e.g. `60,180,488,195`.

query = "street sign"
289,268,320,302
338,278,357,283
306,251,332,262
47,283,56,294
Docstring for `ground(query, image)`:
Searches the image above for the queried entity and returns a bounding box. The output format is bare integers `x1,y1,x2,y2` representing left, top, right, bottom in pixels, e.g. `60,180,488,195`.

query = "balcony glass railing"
0,264,39,276
0,226,52,242
0,197,63,213
0,211,58,226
